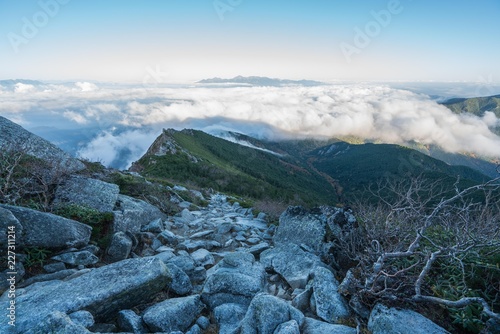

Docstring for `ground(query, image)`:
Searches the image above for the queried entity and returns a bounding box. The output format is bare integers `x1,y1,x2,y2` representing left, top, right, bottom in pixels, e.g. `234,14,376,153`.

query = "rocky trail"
0,175,451,333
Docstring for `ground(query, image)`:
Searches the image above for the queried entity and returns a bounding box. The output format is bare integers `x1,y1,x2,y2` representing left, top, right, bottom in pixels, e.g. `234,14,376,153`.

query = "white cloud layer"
75,82,99,92
1,82,499,168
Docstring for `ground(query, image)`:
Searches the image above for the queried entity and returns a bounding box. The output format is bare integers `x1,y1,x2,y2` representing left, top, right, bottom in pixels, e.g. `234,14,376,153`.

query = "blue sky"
0,0,499,83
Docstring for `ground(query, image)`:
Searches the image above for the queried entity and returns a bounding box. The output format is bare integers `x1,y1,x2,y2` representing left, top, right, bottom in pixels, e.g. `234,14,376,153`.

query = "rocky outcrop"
0,115,85,172
113,194,166,233
53,175,119,212
274,206,327,252
0,257,171,333
368,304,450,334
0,204,91,249
201,252,265,309
261,243,325,289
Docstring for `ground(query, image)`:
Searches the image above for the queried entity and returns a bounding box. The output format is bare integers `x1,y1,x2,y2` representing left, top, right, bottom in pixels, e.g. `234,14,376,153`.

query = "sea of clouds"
0,81,499,169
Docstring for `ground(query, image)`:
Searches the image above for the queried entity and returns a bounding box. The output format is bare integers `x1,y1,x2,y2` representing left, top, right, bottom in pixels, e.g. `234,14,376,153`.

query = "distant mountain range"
197,76,324,87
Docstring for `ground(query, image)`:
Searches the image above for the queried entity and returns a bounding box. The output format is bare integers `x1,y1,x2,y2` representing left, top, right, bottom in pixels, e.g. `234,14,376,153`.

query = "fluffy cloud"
75,82,99,92
63,111,88,124
14,83,35,93
1,83,499,169
76,129,158,168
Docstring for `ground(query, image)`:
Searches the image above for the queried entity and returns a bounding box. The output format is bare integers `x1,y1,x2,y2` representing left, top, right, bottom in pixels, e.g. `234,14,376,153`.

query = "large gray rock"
113,194,166,233
0,257,171,333
302,317,356,334
311,267,350,323
0,207,22,248
260,244,325,289
274,206,326,252
53,175,119,212
214,303,247,334
0,116,85,173
202,252,265,309
368,304,450,334
105,232,133,263
18,269,78,288
239,293,305,334
142,295,204,333
25,311,91,334
0,204,91,249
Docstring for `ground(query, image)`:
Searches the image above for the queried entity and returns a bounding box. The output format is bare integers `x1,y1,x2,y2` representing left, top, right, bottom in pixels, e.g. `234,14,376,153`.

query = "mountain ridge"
130,128,493,205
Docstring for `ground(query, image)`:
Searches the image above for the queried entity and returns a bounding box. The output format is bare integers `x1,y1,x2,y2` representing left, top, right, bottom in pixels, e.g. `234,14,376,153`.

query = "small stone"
214,303,247,334
190,230,214,239
247,242,270,255
68,310,95,329
154,250,176,264
186,324,202,334
43,262,67,273
52,250,99,266
190,248,215,268
105,232,133,263
196,316,210,330
192,266,207,283
217,223,233,234
246,237,261,244
142,295,205,333
117,309,147,333
157,230,180,245
141,218,165,233
165,263,193,296
274,320,300,334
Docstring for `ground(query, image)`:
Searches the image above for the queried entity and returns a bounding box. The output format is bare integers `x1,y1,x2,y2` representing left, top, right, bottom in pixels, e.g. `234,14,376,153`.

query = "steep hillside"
131,129,491,205
442,94,500,117
130,129,337,205
309,142,491,201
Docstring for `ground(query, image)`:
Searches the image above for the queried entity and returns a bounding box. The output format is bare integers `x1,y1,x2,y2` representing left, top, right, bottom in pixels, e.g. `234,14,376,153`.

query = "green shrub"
24,247,51,268
54,204,114,249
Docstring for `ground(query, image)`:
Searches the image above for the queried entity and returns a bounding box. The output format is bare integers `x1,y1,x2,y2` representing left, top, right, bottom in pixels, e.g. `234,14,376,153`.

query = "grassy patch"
54,204,114,249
